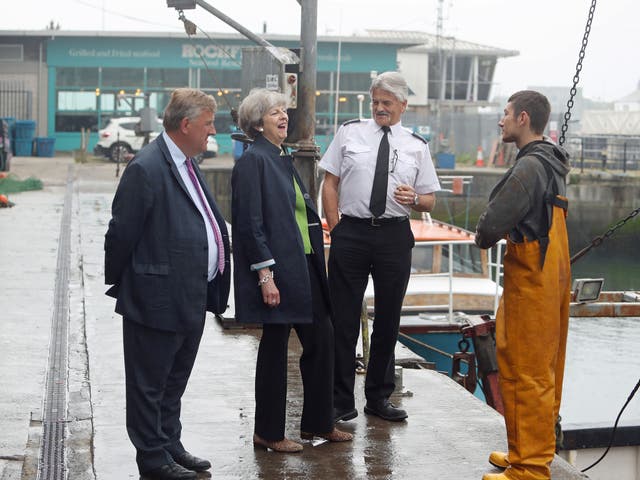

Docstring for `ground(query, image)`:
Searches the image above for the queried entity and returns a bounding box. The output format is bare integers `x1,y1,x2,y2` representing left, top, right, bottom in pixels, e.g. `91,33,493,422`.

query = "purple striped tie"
185,158,225,275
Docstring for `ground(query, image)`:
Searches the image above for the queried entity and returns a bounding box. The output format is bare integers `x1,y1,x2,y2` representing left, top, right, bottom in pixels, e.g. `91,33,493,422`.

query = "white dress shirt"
163,132,220,281
319,119,441,218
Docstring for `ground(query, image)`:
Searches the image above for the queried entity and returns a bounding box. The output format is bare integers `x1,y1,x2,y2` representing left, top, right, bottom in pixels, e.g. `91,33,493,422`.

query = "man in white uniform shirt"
320,71,440,422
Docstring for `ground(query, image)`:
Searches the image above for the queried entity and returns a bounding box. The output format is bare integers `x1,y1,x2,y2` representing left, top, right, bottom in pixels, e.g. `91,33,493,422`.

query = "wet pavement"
0,155,588,479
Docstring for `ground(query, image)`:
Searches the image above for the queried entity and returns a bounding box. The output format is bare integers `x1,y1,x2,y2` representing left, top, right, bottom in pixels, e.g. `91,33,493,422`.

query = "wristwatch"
413,193,419,205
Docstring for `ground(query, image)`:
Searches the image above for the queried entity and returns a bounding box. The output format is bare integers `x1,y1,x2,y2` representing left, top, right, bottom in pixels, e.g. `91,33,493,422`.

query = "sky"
1,0,638,103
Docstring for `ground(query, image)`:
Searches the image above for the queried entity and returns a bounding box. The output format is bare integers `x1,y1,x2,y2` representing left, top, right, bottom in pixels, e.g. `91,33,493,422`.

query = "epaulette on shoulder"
411,132,428,144
342,118,361,126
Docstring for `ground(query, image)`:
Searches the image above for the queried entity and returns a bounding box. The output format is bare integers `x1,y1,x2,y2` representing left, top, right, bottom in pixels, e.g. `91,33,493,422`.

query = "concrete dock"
0,155,588,479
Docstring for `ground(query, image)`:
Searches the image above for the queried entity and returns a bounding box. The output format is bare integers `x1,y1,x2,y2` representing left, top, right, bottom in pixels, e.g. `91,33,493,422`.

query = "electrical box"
138,107,158,135
241,47,300,109
283,73,298,109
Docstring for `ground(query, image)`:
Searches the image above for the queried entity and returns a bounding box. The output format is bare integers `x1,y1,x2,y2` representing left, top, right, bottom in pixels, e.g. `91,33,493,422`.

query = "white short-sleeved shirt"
319,119,441,218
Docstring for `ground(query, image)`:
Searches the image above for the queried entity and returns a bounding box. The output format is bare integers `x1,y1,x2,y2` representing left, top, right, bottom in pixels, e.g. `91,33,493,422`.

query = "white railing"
367,237,505,323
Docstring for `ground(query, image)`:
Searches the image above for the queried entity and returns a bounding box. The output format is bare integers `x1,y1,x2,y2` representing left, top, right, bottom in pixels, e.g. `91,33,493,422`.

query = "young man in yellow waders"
475,90,571,480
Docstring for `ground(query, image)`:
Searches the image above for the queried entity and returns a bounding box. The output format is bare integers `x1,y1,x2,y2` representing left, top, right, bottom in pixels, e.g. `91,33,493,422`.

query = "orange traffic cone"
475,146,485,167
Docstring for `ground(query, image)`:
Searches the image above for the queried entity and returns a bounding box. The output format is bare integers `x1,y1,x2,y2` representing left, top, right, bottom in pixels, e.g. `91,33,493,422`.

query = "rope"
581,377,640,472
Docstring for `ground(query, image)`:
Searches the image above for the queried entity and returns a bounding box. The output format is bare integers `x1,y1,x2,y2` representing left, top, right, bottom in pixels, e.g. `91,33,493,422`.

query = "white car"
198,135,219,162
94,116,218,162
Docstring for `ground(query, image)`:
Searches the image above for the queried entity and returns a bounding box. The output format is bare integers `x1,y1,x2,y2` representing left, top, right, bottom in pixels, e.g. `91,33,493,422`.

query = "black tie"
369,126,390,218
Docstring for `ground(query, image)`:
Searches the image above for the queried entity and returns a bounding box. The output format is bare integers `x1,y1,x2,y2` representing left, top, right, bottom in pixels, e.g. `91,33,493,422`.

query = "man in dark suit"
105,88,230,480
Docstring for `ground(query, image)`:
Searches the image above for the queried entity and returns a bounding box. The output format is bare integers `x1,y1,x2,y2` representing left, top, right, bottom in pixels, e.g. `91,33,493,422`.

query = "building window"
0,44,23,62
199,69,241,90
427,55,496,101
56,90,98,132
102,67,144,90
57,91,97,111
147,68,189,88
56,67,99,87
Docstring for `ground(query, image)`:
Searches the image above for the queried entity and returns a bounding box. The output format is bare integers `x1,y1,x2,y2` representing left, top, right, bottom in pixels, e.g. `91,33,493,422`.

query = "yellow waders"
495,197,571,480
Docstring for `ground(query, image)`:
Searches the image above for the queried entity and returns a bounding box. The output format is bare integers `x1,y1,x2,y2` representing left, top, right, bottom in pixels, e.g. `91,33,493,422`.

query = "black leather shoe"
334,407,358,422
173,451,211,472
141,462,197,480
364,400,408,422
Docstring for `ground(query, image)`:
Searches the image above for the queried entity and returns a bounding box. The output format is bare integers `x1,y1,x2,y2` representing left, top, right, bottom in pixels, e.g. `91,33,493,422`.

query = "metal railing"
367,237,505,323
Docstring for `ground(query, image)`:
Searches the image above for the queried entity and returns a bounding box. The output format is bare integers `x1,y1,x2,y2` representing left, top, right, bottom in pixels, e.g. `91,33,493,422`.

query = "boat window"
439,244,484,275
412,243,485,275
411,245,435,273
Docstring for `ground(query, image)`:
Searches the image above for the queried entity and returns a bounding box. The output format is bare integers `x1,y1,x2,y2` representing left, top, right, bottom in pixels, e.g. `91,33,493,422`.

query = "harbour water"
570,245,639,291
564,225,640,431
561,316,640,427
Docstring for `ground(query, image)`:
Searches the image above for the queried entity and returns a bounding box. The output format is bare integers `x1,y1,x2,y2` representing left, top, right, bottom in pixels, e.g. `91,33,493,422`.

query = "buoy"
452,177,464,195
475,146,485,167
0,194,14,208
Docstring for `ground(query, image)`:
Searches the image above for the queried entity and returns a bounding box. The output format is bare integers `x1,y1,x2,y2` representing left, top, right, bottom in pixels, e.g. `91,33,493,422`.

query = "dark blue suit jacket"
104,134,230,332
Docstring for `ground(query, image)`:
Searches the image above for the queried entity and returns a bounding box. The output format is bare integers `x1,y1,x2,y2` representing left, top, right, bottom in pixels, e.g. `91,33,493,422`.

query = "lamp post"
357,94,365,119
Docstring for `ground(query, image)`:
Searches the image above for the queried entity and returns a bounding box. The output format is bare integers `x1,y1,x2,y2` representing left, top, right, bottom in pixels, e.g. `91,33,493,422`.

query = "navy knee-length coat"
231,134,329,324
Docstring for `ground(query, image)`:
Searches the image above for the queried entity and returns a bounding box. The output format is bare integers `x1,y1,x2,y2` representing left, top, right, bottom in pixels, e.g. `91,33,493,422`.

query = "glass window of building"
102,68,144,90
199,69,241,90
55,90,99,132
147,68,189,89
56,67,99,87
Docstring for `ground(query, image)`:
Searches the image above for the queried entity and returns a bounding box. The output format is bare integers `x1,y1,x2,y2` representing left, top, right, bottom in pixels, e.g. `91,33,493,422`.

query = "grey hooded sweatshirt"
475,140,571,249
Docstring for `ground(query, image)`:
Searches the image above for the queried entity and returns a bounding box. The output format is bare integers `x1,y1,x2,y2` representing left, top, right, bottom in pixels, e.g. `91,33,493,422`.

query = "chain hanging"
558,0,597,147
570,206,640,264
557,0,640,264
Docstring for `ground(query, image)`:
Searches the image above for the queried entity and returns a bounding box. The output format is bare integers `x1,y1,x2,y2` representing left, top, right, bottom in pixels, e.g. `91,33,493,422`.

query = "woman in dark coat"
231,88,352,452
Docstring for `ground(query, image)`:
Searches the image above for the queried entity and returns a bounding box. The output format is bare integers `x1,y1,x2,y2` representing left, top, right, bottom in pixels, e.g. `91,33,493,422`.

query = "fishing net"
0,173,43,194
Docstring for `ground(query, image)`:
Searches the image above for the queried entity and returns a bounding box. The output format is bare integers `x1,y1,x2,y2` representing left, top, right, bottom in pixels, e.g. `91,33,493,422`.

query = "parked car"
195,135,219,163
94,117,159,162
94,117,218,162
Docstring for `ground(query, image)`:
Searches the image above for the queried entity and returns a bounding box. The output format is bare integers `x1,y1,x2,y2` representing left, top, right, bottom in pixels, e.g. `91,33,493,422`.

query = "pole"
332,35,342,135
449,37,456,150
357,94,364,119
195,0,273,48
290,0,319,202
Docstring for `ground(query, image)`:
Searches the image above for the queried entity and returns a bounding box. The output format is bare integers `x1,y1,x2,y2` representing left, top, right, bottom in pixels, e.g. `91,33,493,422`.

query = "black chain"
559,0,597,147
570,206,640,264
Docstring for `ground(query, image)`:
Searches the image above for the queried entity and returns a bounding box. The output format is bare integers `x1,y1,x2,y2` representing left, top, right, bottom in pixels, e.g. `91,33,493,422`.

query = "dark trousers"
123,318,204,473
328,217,413,411
254,256,335,441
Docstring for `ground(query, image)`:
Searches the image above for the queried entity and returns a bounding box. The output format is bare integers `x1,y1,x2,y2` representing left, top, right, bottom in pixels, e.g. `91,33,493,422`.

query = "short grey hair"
369,71,409,103
238,88,288,139
163,88,217,132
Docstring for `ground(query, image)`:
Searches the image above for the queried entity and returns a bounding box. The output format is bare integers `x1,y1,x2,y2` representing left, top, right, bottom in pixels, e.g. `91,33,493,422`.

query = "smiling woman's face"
261,105,288,147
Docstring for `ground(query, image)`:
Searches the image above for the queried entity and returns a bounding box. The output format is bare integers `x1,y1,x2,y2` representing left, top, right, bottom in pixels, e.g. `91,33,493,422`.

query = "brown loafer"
253,433,303,452
301,427,353,442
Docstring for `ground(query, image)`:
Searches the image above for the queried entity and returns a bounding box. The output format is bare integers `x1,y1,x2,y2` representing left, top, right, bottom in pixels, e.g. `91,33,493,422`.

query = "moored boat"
344,214,640,407
570,290,640,317
322,214,506,321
